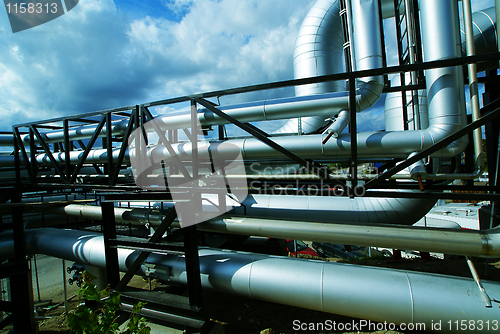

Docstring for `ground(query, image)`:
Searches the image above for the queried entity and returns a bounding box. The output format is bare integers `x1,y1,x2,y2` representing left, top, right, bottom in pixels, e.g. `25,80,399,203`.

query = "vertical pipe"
463,0,486,170
345,0,356,71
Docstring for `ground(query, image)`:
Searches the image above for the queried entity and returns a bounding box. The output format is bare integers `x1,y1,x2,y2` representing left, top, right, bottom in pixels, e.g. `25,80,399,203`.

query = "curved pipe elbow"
355,76,384,111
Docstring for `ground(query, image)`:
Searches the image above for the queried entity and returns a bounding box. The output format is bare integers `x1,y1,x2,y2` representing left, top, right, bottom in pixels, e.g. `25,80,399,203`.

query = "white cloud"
0,0,495,135
0,0,313,131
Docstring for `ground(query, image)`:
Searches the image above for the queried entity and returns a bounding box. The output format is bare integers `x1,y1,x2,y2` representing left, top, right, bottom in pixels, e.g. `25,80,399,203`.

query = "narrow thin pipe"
32,203,500,257
466,256,492,307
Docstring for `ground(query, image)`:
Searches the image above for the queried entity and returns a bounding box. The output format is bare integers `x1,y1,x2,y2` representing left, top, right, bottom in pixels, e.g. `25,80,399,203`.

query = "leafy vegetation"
67,271,151,334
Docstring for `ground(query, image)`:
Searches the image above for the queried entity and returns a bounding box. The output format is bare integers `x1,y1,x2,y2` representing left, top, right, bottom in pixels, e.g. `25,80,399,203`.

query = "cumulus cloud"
0,0,494,135
0,0,313,130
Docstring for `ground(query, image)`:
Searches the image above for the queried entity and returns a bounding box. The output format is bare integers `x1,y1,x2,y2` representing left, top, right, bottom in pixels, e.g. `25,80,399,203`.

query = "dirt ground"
28,255,500,334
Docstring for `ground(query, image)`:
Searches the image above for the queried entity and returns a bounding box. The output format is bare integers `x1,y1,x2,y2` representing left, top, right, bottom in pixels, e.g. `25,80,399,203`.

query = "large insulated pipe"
274,0,384,135
460,6,498,72
45,190,436,226
1,228,499,333
275,0,345,135
223,193,434,225
384,73,428,131
163,249,500,333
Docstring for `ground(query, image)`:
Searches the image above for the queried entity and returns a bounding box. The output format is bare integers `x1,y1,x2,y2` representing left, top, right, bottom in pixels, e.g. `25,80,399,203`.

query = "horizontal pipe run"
35,204,500,257
0,227,499,333
163,248,500,333
195,217,500,257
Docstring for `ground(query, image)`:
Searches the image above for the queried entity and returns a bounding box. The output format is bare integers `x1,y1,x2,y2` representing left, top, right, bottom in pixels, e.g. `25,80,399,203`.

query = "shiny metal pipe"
460,7,498,72
41,203,500,257
46,204,165,226
49,190,435,226
463,0,486,173
164,248,500,333
0,227,499,333
195,217,500,257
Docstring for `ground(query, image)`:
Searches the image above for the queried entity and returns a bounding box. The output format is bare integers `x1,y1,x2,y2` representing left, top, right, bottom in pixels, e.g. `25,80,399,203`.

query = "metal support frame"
114,207,178,291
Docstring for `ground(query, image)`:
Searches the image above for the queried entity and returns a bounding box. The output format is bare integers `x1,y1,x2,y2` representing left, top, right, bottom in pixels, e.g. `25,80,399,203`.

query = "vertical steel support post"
62,259,68,314
377,0,389,86
29,126,37,183
106,112,113,185
13,128,21,184
101,201,120,288
349,77,357,195
64,120,71,183
183,99,203,309
10,193,37,333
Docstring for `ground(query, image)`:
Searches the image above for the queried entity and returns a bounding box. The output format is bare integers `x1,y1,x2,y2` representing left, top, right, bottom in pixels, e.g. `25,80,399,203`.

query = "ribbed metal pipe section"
1,228,498,333
195,217,500,257
164,248,500,333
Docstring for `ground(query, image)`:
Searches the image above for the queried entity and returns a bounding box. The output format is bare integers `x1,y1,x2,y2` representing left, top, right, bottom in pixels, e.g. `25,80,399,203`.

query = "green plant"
67,271,151,334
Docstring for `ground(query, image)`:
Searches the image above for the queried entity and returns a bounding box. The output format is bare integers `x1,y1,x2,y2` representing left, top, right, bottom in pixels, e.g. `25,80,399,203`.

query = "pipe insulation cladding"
0,228,499,333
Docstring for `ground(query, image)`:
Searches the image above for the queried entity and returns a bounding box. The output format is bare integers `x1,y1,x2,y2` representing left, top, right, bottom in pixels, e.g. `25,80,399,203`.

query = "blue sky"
0,0,495,135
